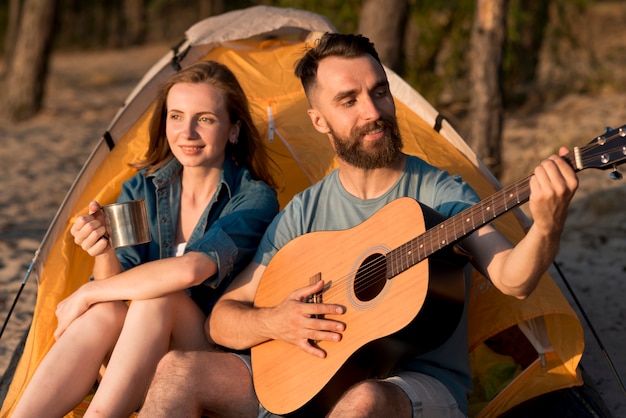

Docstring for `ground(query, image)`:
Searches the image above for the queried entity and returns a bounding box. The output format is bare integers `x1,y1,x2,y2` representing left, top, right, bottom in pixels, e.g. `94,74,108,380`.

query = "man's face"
307,55,402,169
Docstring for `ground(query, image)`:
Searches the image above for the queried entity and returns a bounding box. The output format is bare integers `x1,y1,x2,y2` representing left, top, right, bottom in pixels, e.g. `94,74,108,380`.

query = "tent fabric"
1,6,583,418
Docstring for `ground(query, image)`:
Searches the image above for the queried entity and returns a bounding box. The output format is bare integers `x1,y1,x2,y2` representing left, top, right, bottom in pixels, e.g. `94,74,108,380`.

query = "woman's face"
165,82,238,170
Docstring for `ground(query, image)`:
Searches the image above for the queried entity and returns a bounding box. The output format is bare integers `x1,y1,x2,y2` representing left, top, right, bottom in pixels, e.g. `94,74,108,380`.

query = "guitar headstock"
572,125,626,174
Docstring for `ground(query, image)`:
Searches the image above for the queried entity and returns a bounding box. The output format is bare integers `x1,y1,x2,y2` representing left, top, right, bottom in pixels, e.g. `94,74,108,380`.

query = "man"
139,33,577,417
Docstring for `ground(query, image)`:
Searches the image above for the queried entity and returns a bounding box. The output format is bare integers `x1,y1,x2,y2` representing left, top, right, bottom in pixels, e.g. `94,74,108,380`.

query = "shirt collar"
148,156,239,199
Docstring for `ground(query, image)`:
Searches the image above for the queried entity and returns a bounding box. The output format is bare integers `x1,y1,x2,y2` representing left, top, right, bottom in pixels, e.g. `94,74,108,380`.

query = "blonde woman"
13,61,279,417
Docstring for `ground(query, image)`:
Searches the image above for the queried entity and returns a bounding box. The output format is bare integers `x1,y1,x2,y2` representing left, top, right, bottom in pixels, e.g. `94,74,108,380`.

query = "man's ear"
307,108,329,134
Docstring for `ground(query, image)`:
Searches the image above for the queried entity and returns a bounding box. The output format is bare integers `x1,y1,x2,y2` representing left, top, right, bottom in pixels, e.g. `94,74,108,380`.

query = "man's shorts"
231,353,465,418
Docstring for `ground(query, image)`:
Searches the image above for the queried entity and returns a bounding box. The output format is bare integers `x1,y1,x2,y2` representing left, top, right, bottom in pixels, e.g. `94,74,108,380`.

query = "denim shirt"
115,156,279,314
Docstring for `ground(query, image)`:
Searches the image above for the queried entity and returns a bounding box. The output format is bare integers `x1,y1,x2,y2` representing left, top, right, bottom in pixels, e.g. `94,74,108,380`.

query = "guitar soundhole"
354,253,387,302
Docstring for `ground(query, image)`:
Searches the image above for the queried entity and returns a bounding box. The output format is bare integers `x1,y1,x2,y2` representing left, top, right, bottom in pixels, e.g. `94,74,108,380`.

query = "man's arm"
464,148,578,299
209,261,345,358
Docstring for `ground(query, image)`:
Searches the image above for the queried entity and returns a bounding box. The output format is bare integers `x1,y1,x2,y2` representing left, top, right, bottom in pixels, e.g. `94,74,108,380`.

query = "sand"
0,40,624,415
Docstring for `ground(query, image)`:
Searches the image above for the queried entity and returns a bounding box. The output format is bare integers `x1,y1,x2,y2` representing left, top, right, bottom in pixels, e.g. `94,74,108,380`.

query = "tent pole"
0,258,36,341
552,260,626,395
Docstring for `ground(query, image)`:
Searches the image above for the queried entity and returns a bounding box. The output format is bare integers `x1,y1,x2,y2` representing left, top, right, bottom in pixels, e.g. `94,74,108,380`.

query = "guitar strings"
316,189,526,303
311,137,625,304
324,186,528,300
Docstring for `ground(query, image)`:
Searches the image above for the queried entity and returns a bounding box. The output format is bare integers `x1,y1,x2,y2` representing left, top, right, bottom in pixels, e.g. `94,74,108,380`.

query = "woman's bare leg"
85,291,210,417
11,301,127,418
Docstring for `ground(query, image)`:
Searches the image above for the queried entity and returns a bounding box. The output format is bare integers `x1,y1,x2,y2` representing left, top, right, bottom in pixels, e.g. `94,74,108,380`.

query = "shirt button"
161,217,167,223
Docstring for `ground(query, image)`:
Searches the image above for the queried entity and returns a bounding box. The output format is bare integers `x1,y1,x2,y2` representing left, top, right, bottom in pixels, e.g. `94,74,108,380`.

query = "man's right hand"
266,279,346,358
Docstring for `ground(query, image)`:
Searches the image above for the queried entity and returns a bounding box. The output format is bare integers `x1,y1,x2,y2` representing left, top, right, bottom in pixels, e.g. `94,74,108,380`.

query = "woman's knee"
127,291,188,318
79,300,127,330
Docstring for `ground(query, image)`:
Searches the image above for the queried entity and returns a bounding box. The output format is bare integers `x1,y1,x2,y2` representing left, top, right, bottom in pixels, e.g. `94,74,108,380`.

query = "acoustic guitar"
252,125,626,416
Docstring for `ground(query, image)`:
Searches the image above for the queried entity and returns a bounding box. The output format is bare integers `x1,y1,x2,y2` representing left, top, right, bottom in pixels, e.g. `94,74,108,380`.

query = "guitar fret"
391,248,398,276
480,201,486,224
438,224,445,248
404,244,409,273
502,189,507,211
400,249,404,275
452,218,458,242
390,173,534,276
426,228,434,256
394,250,399,276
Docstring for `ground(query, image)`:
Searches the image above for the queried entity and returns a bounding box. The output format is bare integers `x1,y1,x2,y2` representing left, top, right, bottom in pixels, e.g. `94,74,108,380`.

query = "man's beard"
329,118,403,169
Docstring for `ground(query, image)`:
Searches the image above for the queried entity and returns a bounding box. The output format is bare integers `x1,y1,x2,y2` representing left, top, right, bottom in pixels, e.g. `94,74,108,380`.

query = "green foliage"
401,0,596,110
402,0,474,105
3,0,601,111
256,0,360,33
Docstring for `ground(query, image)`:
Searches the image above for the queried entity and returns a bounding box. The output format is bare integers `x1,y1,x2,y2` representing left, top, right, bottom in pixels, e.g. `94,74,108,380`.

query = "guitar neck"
387,122,626,277
387,176,532,277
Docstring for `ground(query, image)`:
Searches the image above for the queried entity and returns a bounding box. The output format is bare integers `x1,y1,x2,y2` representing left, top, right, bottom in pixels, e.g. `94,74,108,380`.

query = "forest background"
0,0,625,416
1,0,615,177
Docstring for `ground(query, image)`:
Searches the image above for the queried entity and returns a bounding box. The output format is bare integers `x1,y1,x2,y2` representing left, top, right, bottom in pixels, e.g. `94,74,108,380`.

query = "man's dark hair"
294,33,381,98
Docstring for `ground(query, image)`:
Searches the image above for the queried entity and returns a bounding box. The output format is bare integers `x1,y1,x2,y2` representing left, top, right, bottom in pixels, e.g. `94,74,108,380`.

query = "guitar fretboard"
386,176,532,278
385,123,626,278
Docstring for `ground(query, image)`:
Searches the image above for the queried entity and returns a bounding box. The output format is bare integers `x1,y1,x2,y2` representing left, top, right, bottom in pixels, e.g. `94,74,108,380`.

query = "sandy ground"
0,39,625,416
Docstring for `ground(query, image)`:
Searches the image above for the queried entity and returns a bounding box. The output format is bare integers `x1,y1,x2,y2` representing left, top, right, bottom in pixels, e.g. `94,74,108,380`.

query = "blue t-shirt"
253,154,479,414
116,156,279,315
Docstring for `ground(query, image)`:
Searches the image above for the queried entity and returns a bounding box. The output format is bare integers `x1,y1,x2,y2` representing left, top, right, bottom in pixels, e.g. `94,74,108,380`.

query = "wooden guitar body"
250,124,626,415
252,197,469,415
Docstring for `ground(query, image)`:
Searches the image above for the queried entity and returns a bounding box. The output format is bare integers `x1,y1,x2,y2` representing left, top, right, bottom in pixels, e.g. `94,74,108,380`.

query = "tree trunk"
124,0,146,46
468,0,508,179
2,0,59,122
199,0,224,18
357,0,409,73
3,0,23,75
105,0,124,48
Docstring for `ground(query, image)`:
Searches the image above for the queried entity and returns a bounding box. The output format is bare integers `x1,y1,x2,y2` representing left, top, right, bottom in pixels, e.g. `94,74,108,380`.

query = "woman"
12,61,279,417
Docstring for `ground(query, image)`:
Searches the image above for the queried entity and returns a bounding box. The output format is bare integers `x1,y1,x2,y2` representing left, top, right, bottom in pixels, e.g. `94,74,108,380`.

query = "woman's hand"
71,200,111,256
53,285,92,339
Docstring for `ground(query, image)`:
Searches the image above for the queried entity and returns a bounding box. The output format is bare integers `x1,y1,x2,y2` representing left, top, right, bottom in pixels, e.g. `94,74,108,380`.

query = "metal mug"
101,199,151,248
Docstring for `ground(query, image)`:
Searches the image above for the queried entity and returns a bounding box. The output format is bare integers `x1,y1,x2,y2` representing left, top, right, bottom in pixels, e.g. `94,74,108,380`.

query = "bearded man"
139,33,578,418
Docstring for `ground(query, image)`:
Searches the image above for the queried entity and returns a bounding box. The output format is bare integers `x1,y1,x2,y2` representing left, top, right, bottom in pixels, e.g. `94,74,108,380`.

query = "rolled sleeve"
186,176,279,288
186,227,238,285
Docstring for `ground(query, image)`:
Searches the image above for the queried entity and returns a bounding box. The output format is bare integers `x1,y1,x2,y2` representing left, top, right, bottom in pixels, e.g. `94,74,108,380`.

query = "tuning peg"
610,166,623,180
604,126,613,133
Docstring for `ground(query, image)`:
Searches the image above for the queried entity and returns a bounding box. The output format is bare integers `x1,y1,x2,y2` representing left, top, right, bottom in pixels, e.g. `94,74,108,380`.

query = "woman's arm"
54,251,217,339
